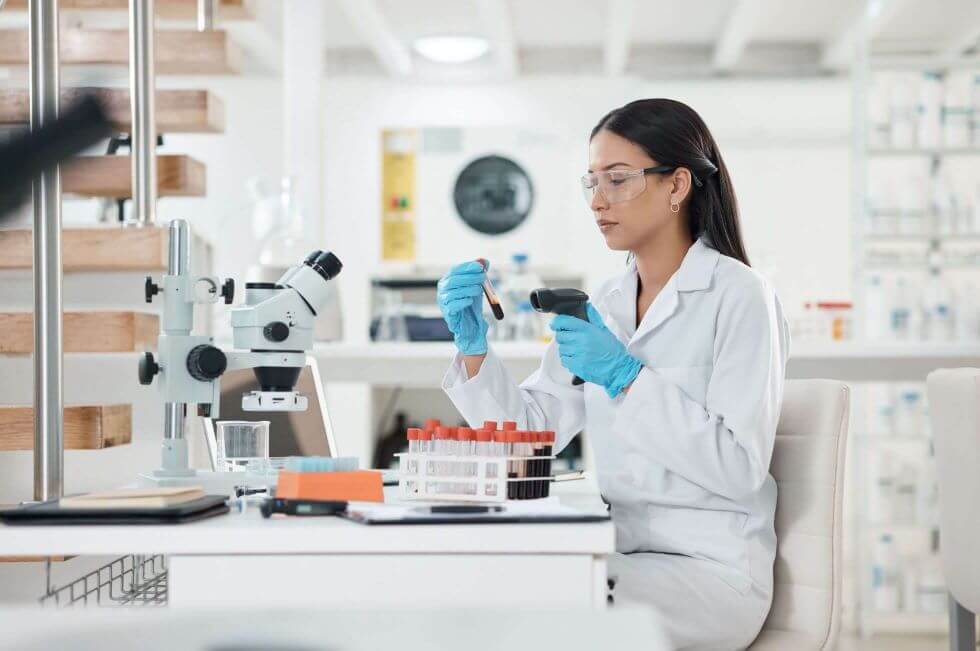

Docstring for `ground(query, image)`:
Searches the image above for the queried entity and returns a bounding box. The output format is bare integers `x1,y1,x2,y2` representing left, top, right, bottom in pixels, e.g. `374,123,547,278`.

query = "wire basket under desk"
39,554,168,608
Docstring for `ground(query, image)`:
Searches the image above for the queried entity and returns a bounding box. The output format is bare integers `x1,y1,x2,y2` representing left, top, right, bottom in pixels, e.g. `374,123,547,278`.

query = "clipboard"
341,501,611,526
0,495,230,526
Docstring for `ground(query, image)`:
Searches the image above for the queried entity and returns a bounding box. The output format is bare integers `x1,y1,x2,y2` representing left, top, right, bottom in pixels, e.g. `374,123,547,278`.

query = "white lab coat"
442,238,790,650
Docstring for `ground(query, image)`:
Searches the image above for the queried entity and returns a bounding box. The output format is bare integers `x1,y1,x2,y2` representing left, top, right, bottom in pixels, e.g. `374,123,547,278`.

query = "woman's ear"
669,168,693,207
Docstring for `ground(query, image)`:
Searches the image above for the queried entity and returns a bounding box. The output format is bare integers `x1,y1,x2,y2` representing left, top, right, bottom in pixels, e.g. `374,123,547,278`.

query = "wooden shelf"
0,405,131,451
63,155,206,198
4,0,250,20
0,226,168,271
0,312,157,354
0,88,224,134
0,29,241,75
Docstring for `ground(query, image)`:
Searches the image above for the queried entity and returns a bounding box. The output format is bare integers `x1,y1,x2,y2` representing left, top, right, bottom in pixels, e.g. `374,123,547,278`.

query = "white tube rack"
397,453,555,503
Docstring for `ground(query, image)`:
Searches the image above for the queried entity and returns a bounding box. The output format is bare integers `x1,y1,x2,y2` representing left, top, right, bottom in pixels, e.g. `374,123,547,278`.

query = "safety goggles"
580,165,676,205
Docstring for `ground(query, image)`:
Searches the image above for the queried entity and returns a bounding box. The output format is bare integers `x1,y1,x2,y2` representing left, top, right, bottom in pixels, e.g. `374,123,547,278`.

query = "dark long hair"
590,98,750,266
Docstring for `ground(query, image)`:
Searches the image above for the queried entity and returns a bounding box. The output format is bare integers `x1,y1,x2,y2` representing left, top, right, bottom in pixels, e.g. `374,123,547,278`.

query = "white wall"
322,76,854,346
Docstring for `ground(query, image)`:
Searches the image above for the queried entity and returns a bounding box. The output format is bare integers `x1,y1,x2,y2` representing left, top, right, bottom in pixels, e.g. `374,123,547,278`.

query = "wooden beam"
0,88,224,133
0,312,157,354
0,556,72,563
0,405,131,450
604,0,635,76
475,0,518,77
4,0,250,20
62,155,206,198
335,0,412,77
0,28,241,74
0,226,168,271
713,0,764,72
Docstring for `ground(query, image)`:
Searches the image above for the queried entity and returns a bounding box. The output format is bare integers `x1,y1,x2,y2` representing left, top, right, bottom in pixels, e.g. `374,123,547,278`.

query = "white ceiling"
315,0,980,78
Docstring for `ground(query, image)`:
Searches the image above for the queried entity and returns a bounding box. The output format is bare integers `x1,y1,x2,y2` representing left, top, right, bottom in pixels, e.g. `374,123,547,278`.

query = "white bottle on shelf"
917,546,947,613
891,75,918,148
916,442,940,527
921,266,955,342
870,453,896,523
865,274,888,340
956,281,980,341
971,74,980,148
917,72,944,150
943,73,973,149
890,277,914,340
895,388,924,437
872,533,901,612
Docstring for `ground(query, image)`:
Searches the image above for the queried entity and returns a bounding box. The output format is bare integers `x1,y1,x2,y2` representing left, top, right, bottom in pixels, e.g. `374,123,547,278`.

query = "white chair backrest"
754,379,849,650
926,369,980,613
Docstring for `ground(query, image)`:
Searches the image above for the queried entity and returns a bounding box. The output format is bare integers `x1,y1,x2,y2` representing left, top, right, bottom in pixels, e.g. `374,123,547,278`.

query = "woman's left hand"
550,303,643,398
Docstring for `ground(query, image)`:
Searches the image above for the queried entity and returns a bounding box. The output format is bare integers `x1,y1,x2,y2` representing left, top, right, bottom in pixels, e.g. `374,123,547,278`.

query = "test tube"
476,258,505,320
541,431,555,497
475,429,492,456
419,427,433,456
406,427,420,475
458,427,474,456
506,429,519,499
424,418,441,435
483,420,498,433
407,428,421,455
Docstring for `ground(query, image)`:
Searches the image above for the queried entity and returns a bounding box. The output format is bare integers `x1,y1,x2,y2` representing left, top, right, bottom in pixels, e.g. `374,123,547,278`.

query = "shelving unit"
848,17,979,633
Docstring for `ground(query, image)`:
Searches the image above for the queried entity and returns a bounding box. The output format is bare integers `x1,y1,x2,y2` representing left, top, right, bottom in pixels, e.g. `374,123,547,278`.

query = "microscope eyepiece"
304,250,343,282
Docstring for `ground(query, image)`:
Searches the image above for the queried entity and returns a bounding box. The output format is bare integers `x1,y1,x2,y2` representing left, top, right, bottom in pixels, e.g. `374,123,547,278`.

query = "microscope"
137,219,342,487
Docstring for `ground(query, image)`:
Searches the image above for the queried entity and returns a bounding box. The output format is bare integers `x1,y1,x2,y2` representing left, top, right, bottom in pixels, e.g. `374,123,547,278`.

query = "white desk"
0,483,614,610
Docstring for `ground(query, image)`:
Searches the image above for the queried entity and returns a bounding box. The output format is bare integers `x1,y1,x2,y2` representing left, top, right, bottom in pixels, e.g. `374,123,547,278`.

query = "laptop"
201,356,338,471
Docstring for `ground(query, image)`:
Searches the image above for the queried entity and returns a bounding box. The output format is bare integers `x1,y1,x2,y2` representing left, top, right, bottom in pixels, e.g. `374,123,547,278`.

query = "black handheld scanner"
529,288,590,386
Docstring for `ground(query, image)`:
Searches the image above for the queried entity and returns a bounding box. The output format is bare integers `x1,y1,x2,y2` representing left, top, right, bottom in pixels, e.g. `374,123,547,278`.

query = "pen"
421,505,504,514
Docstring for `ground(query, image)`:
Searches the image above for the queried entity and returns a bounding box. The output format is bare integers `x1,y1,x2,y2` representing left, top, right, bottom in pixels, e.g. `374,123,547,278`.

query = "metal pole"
29,0,63,502
129,0,156,226
158,220,191,476
197,0,215,31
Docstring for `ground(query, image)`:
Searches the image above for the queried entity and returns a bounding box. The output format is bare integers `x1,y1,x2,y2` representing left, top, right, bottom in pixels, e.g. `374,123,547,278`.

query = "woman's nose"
590,187,609,211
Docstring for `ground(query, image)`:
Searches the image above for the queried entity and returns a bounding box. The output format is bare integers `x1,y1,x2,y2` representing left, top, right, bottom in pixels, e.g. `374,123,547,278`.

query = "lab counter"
0,481,615,610
311,340,980,385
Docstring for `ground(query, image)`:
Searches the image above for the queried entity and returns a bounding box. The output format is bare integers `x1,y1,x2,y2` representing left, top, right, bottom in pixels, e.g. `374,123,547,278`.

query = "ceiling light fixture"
412,35,490,64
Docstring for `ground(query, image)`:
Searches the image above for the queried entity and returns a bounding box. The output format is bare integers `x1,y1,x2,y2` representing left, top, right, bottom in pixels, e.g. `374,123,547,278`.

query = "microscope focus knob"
144,276,160,304
138,352,159,385
220,278,235,305
186,345,227,381
263,321,290,343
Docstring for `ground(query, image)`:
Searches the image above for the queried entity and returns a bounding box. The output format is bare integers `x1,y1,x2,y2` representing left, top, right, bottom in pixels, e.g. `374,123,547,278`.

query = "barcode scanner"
529,288,590,386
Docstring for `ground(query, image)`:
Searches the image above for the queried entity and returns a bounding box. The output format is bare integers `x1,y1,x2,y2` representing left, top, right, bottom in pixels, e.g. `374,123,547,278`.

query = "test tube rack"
397,453,556,503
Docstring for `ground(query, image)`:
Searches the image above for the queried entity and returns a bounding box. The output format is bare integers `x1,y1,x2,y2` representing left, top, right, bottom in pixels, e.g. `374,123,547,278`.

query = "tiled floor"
839,634,949,650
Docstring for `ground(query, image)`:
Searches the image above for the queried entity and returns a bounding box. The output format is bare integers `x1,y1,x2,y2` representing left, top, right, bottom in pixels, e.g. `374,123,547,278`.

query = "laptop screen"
203,359,335,468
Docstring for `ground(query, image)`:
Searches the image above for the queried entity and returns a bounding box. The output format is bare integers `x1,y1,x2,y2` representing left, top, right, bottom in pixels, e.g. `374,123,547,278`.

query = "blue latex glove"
437,260,490,356
550,303,642,398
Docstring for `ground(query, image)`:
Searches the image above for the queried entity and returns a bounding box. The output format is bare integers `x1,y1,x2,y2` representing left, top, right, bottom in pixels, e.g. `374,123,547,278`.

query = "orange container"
275,470,384,503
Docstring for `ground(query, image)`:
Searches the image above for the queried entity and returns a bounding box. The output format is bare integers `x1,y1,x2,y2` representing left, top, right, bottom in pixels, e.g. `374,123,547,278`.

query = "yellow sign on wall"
381,129,417,261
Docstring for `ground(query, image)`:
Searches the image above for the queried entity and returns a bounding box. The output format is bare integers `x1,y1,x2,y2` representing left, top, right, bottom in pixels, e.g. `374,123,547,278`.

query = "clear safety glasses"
580,165,676,205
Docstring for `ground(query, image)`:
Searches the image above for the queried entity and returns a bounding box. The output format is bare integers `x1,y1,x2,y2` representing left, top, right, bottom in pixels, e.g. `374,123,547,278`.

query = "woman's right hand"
437,260,489,356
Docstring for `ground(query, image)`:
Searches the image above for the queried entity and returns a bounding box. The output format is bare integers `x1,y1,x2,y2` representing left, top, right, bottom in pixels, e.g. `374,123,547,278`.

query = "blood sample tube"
476,258,505,320
483,420,498,432
541,430,556,497
506,429,519,499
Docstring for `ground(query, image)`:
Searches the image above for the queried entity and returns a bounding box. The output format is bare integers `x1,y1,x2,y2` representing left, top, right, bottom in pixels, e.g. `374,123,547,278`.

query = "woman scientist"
437,98,789,650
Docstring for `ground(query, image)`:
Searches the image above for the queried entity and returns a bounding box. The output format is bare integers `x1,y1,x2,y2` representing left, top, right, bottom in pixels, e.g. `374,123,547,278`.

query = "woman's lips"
597,220,618,232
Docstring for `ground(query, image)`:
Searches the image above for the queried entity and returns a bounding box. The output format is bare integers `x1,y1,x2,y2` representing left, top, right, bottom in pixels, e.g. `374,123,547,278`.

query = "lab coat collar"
599,237,719,343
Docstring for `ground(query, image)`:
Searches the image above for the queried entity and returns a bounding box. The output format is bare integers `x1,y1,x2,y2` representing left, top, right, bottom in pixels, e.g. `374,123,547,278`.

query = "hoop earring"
670,202,680,214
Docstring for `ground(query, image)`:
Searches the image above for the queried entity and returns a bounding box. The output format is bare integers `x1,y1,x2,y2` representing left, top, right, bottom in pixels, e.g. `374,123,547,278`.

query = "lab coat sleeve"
613,278,789,502
442,342,586,453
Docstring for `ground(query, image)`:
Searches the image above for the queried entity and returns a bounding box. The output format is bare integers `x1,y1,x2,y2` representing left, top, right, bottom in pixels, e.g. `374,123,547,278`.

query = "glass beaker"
216,420,270,471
